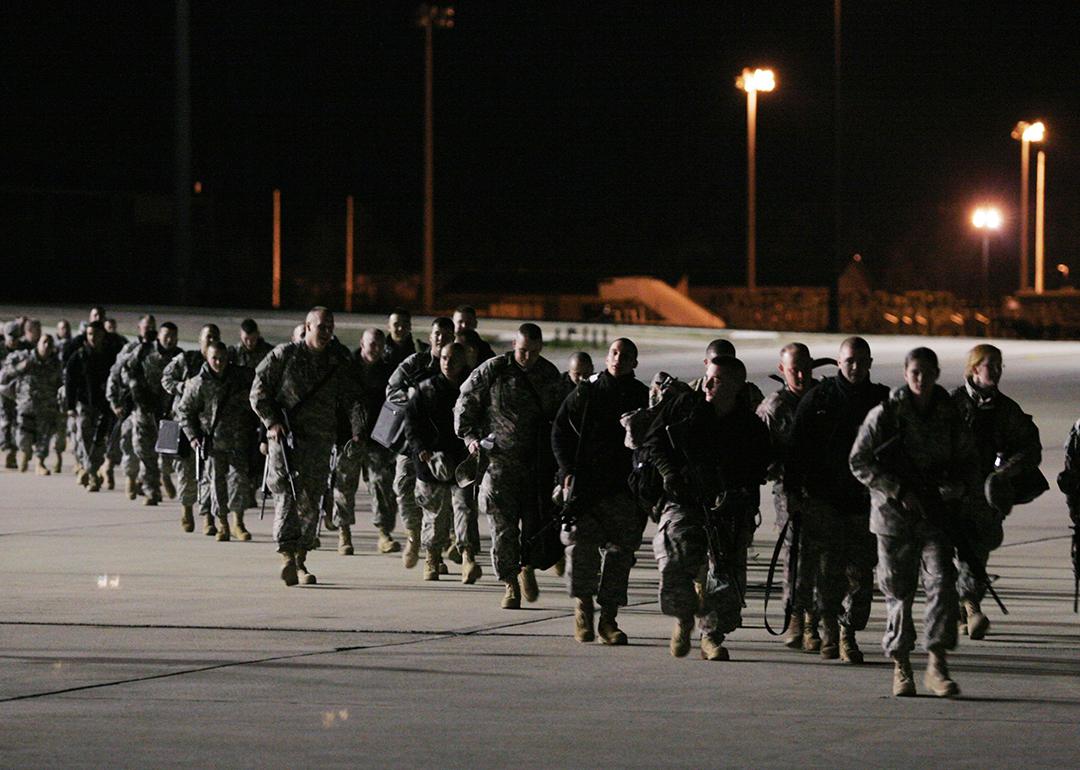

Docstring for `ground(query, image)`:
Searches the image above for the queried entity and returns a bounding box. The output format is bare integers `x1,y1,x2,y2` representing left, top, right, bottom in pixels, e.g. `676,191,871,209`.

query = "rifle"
873,433,1008,615
1071,524,1078,614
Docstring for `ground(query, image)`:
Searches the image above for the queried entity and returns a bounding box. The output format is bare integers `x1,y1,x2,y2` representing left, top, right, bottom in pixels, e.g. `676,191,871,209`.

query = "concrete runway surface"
2,305,1079,767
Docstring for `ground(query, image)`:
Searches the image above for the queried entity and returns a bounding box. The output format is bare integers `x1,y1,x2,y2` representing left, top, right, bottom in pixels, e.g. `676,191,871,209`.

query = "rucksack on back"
621,372,691,521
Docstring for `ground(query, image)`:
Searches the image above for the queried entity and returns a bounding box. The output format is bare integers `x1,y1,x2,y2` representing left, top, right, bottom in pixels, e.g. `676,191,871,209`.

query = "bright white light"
737,68,776,93
1023,122,1046,142
973,207,1003,230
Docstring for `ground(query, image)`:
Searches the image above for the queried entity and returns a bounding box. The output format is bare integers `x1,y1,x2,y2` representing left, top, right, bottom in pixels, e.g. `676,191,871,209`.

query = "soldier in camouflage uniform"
231,318,274,370
950,344,1043,640
106,316,156,500
688,339,766,410
2,334,63,474
178,341,258,540
850,347,980,698
645,355,771,660
386,317,456,568
63,321,113,491
123,322,181,505
455,323,565,609
162,324,220,533
251,307,361,586
1,331,22,468
756,343,821,652
332,328,401,555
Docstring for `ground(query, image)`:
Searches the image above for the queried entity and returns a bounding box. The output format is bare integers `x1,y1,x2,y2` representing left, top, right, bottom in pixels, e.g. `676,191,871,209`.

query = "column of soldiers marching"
3,305,1079,699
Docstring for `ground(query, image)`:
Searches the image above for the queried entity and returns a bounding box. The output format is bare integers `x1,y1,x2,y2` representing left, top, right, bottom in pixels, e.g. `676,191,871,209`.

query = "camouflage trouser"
807,498,876,631
131,409,161,493
653,498,757,638
0,397,14,451
392,453,423,532
175,451,211,513
561,489,644,608
119,415,138,481
268,435,332,553
416,479,476,553
781,504,820,615
479,457,535,582
876,523,959,657
333,441,398,531
74,404,106,475
16,408,64,459
955,499,1005,604
207,449,251,518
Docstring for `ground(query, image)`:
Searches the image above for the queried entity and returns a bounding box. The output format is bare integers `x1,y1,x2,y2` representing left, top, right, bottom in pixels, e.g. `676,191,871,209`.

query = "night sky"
3,1,1079,306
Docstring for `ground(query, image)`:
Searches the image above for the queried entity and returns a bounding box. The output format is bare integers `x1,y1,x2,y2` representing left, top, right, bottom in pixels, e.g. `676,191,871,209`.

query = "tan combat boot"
100,460,115,490
423,549,440,581
518,566,539,603
52,450,63,474
4,449,17,469
670,615,694,658
597,606,628,646
215,515,230,541
161,474,176,500
17,452,29,472
782,611,805,649
125,477,138,500
443,542,462,564
232,511,251,541
924,650,960,697
461,548,482,584
35,457,51,476
180,505,195,533
820,615,840,660
574,597,595,642
73,462,84,477
402,529,421,568
295,549,317,585
280,551,299,586
892,652,916,697
337,525,353,555
378,528,401,553
86,474,101,492
839,625,864,664
501,580,521,609
965,600,990,640
203,514,217,536
700,633,730,661
802,612,822,652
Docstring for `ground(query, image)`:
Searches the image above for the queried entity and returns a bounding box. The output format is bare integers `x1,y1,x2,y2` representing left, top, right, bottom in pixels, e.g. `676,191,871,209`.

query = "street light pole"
1035,149,1046,295
736,68,775,292
972,206,1002,308
1011,120,1045,291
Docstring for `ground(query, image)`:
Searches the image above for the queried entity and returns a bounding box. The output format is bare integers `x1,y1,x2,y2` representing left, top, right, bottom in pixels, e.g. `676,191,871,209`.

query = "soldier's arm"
385,353,422,405
997,405,1043,478
550,384,585,478
454,360,495,449
755,396,785,481
403,389,432,456
63,355,81,411
250,345,288,429
176,378,204,442
160,355,187,398
849,404,905,500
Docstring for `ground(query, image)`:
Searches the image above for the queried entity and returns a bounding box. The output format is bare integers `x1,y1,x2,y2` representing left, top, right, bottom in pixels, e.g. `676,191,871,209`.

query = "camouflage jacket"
950,381,1041,481
2,349,62,414
849,385,980,537
230,338,274,370
105,341,142,413
249,341,361,444
454,352,564,461
177,362,257,453
385,350,440,406
123,341,181,416
162,349,208,417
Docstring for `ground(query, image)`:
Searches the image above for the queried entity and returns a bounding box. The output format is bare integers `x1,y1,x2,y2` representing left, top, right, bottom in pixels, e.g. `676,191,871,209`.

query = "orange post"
272,189,281,309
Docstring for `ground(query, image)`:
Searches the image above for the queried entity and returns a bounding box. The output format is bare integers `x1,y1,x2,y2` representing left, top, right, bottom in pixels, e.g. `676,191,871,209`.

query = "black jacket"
404,373,467,483
551,371,649,499
64,345,112,411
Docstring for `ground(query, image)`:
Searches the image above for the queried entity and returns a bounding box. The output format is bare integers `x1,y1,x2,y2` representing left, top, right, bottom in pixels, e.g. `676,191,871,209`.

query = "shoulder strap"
288,359,341,420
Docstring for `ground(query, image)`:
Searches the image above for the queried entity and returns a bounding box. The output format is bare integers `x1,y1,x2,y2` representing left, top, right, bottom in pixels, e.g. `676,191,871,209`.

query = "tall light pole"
972,206,1002,307
1011,120,1045,291
417,3,454,313
735,67,776,291
1034,150,1046,294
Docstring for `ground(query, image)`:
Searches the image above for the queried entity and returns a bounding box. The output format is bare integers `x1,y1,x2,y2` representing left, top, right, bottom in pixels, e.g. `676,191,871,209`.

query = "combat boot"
180,505,195,533
461,548,482,584
574,597,595,642
321,512,338,532
232,511,251,541
839,625,864,664
78,470,91,487
501,580,521,609
17,452,29,472
73,462,83,477
125,477,138,500
958,600,968,636
597,606,628,646
86,474,101,492
34,457,51,476
965,600,990,640
891,653,916,697
518,566,539,603
443,542,462,564
4,449,16,469
215,515,230,541
100,459,115,490
802,612,821,653
820,615,840,660
437,559,449,575
670,615,694,658
161,474,176,500
402,529,421,568
280,551,299,586
52,450,62,474
924,650,960,697
700,633,730,661
295,549,317,585
423,549,441,581
378,528,401,553
203,514,217,536
143,492,161,506
781,611,804,649
337,525,353,555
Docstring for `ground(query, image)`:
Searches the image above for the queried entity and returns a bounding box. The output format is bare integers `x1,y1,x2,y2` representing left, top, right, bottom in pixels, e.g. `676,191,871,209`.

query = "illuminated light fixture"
972,206,1002,230
736,68,776,93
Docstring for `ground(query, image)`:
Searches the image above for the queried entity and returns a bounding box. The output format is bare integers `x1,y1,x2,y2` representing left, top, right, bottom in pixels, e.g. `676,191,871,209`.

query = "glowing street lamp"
1011,120,1045,290
972,205,1003,306
735,68,776,291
